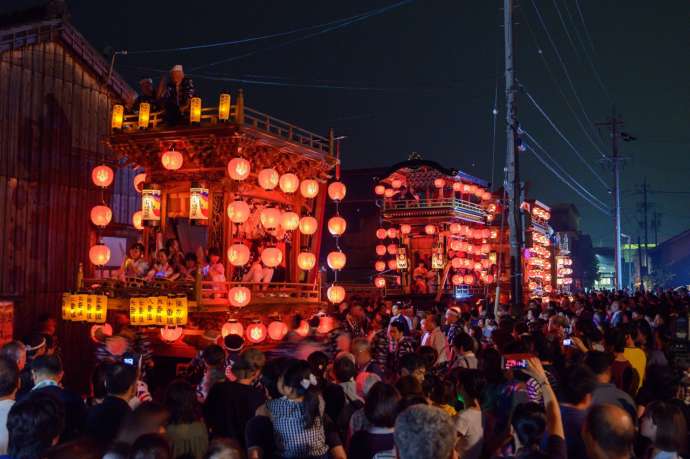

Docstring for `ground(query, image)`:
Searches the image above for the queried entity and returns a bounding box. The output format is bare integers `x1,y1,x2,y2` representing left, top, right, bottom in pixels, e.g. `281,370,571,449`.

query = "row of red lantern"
219,314,338,344
373,180,492,201
450,257,495,270
556,257,573,266
531,207,551,221
89,165,116,266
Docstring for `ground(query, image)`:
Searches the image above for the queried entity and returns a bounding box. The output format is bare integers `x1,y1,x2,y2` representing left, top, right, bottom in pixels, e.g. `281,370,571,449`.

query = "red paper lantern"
375,260,386,272
92,165,114,188
386,228,398,239
374,276,386,288
328,181,347,201
328,216,347,236
260,207,282,229
376,228,387,239
279,173,299,193
261,247,283,268
222,319,244,337
327,285,346,304
386,244,397,256
90,205,112,227
300,179,319,198
133,173,146,193
295,320,310,337
229,287,251,307
425,225,436,235
450,240,462,251
281,211,300,231
374,185,386,195
464,274,475,285
450,223,462,234
327,251,346,270
384,188,395,198
297,252,316,271
452,182,462,192
299,216,318,235
317,315,336,334
387,259,397,270
258,168,279,190
451,274,463,285
246,321,267,344
132,210,144,230
451,258,463,269
227,243,250,266
434,178,446,188
375,245,387,256
227,200,250,223
391,179,403,189
160,326,184,343
161,149,183,170
268,321,289,341
486,274,495,283
400,224,412,235
227,157,250,180
89,243,111,266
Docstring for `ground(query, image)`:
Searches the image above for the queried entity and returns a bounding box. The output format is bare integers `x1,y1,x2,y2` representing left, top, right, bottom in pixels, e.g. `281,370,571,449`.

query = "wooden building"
0,5,136,388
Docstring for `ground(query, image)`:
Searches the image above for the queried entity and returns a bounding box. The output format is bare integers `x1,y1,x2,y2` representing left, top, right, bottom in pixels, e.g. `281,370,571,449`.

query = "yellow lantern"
189,183,209,222
327,285,346,304
281,211,300,231
268,321,289,341
297,252,316,270
229,287,251,308
386,244,397,256
375,245,386,256
327,181,347,201
138,102,150,129
375,260,386,272
227,243,250,266
190,97,201,123
258,168,279,190
132,210,144,230
260,207,282,229
90,205,112,227
300,179,319,199
133,173,146,193
299,216,318,235
161,149,183,170
327,251,346,270
425,225,436,235
92,165,114,188
391,179,403,189
400,224,412,235
279,173,300,193
227,157,251,181
227,200,250,224
376,228,387,239
434,178,446,188
222,319,244,337
261,247,283,268
374,185,385,195
218,93,231,121
89,243,111,266
328,216,347,236
111,104,124,130
374,276,386,288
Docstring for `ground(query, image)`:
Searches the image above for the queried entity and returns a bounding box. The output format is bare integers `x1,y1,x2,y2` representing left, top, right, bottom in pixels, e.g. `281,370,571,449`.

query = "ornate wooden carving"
208,192,225,253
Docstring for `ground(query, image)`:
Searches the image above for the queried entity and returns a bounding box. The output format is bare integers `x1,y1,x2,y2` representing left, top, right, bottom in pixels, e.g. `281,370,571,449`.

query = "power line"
526,0,608,155
189,0,415,71
550,0,581,61
522,87,609,188
574,0,597,54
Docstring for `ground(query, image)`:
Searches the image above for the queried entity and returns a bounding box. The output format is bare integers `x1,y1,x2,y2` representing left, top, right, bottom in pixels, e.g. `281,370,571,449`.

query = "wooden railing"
383,197,487,219
199,281,321,307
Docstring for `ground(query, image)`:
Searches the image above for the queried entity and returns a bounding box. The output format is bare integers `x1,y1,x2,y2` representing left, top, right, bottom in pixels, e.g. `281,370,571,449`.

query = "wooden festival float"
63,90,348,344
369,157,503,301
522,200,556,300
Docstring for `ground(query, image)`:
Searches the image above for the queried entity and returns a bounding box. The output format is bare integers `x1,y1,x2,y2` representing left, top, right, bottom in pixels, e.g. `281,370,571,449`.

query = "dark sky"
6,0,689,246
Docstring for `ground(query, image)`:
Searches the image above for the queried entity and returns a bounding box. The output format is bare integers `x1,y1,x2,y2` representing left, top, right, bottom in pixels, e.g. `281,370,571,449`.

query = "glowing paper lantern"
161,149,183,170
375,260,386,272
261,247,283,268
317,315,336,334
328,182,347,201
297,252,316,270
268,321,289,341
90,205,112,227
295,320,310,337
384,188,395,198
189,97,201,123
376,228,387,240
386,244,397,256
374,185,385,195
374,276,386,288
452,274,463,286
227,200,250,224
450,223,462,234
328,216,347,236
464,274,475,285
387,259,397,270
111,104,124,129
486,274,495,283
451,257,463,269
260,207,282,229
387,228,398,239
131,210,144,230
299,216,318,235
281,211,300,231
229,287,251,308
218,93,231,121
133,173,146,193
258,168,279,190
279,173,299,193
375,245,386,256
452,182,462,192
90,323,113,343
160,326,183,343
327,251,346,270
425,225,436,235
246,322,267,344
222,319,244,337
227,157,251,180
391,179,403,189
300,179,319,199
327,285,346,304
89,243,111,266
434,178,446,188
138,102,150,129
227,243,250,266
482,191,492,201
92,165,114,188
450,240,463,251
400,224,412,235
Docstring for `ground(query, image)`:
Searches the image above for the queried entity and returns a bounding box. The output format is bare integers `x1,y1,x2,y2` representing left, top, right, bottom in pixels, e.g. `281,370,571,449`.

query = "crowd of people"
0,290,688,459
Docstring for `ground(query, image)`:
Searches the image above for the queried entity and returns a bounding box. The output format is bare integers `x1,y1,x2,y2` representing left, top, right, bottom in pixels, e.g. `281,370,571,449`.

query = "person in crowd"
146,248,174,281
394,405,456,459
104,402,170,459
427,376,456,416
119,242,148,280
420,313,448,365
206,248,227,297
622,323,647,387
85,363,137,443
343,304,369,339
197,344,226,402
454,369,485,459
557,364,597,459
25,354,85,442
133,77,159,111
449,332,478,370
606,328,635,391
388,321,415,376
388,303,411,336
398,353,426,384
0,357,18,455
349,382,400,459
128,433,171,459
352,338,384,379
204,438,244,459
584,351,637,420
160,64,195,125
0,342,29,400
180,252,199,281
3,395,64,459
164,380,208,459
639,401,688,459
583,404,635,459
443,306,463,347
165,238,185,269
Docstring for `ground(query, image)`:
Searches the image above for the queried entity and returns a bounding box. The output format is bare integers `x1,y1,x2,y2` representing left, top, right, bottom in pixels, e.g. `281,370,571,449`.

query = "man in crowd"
443,306,462,346
394,405,457,459
3,395,64,459
558,364,597,459
388,321,415,376
0,357,18,454
351,338,384,378
421,313,448,365
583,404,635,459
584,351,637,420
450,332,478,369
85,362,136,443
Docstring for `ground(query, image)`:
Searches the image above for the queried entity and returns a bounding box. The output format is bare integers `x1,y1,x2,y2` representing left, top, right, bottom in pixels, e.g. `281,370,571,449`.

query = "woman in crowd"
164,380,208,459
348,382,400,459
640,401,688,459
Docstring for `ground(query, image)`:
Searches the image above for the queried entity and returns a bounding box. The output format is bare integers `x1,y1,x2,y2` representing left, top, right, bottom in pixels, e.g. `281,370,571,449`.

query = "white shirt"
455,408,483,459
0,399,15,454
421,327,448,364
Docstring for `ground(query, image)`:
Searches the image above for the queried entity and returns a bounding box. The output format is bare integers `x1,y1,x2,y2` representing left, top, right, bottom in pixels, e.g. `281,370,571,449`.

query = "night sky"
6,0,690,246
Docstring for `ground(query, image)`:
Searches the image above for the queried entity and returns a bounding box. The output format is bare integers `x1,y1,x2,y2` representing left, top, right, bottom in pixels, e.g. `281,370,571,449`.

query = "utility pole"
651,212,661,246
642,177,649,266
596,107,625,290
504,0,523,307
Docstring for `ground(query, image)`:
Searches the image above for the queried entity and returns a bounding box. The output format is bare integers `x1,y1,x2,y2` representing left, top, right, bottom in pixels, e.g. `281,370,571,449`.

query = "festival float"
63,90,345,344
523,200,555,299
370,156,502,300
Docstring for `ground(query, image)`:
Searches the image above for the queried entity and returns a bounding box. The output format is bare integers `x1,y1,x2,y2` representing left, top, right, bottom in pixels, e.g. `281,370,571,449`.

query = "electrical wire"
574,0,597,54
189,0,415,71
527,0,608,155
551,0,581,61
522,87,610,188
